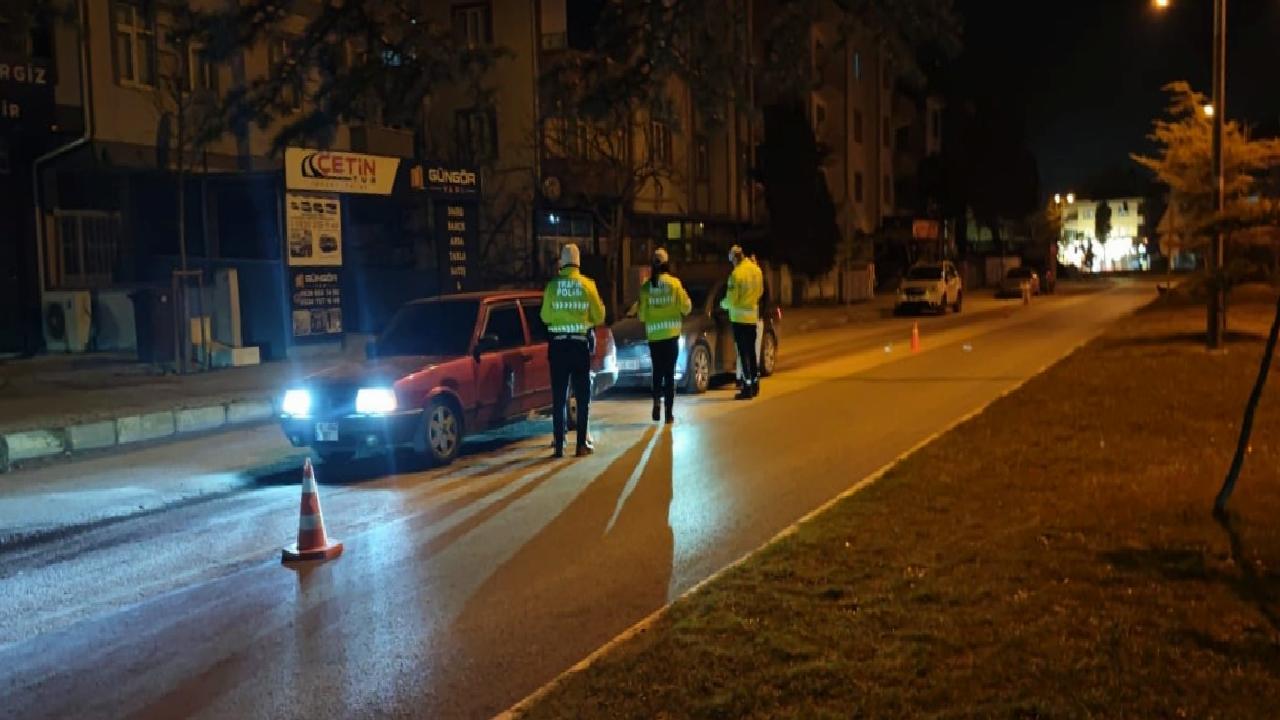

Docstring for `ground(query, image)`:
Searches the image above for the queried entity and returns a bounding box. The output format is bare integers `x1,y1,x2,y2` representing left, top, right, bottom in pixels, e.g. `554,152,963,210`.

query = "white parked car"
896,261,963,314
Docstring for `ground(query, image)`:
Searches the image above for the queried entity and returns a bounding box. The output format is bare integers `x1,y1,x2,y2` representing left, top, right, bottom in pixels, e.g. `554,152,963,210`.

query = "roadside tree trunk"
1215,288,1280,514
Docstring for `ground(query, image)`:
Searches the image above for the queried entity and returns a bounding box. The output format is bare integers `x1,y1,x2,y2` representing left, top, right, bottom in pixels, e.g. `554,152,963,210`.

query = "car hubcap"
694,349,709,389
429,405,457,456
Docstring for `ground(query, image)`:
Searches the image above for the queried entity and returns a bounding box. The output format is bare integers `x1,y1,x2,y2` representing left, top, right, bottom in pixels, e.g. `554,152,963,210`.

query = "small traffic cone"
910,321,921,353
282,458,343,562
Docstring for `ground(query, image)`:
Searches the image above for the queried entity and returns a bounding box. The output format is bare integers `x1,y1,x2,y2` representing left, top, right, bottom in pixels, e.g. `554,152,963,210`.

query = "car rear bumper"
280,409,424,453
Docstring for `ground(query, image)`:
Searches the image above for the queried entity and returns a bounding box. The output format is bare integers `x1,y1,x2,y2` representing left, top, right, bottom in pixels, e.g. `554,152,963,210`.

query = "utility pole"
1208,0,1226,349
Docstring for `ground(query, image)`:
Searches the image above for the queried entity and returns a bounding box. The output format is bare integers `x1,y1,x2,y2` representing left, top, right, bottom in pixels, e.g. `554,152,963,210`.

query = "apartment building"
1059,196,1149,271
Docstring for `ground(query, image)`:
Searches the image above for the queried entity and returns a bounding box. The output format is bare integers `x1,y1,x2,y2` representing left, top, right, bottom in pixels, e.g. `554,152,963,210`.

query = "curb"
0,397,276,473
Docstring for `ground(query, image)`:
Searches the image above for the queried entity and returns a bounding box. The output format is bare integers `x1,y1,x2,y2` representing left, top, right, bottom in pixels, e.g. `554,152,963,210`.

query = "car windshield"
906,266,944,280
1007,268,1031,278
376,300,480,356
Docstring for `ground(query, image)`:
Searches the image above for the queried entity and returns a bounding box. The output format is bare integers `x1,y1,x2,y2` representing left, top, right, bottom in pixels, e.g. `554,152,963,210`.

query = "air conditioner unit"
44,290,93,353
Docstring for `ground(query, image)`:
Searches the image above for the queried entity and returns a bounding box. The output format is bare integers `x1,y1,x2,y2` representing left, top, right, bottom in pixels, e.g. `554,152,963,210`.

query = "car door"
473,302,529,426
518,298,553,413
711,280,736,373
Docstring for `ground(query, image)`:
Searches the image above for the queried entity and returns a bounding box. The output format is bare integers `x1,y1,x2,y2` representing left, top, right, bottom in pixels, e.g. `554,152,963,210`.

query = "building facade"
1059,196,1149,272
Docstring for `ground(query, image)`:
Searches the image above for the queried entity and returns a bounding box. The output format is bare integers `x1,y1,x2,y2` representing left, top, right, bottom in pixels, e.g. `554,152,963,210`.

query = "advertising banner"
285,148,400,195
285,192,343,267
435,200,479,293
289,269,343,339
0,56,55,131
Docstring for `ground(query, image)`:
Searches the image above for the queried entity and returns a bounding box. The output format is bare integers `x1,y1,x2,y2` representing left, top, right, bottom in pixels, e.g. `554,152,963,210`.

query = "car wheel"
760,332,778,377
952,291,963,313
317,450,354,466
422,398,462,466
684,343,712,394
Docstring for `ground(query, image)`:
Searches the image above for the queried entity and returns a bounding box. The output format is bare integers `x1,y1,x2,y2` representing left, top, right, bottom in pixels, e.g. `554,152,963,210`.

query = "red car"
279,290,617,466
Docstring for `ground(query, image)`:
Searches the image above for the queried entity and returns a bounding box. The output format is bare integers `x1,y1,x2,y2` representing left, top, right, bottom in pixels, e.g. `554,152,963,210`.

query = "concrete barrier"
0,430,66,472
116,412,176,445
227,400,274,424
66,421,117,452
176,405,227,434
0,396,276,473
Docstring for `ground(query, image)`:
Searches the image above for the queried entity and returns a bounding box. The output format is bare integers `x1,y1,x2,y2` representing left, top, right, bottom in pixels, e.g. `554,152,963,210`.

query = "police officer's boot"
652,398,661,422
664,400,674,425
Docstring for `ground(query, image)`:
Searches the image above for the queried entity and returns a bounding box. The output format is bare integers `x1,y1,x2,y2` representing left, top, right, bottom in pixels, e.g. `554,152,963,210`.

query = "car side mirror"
474,334,500,360
365,340,378,360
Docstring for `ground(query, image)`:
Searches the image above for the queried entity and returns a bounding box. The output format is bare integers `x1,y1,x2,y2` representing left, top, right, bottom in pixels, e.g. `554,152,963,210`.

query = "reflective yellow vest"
637,273,692,341
540,267,606,335
721,258,764,324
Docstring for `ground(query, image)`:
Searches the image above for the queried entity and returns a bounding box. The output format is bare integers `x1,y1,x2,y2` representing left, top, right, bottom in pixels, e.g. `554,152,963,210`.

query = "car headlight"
356,387,398,415
282,389,312,418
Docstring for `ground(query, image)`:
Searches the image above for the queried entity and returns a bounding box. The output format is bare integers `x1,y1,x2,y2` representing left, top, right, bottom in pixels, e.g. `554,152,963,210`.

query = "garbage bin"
130,286,176,365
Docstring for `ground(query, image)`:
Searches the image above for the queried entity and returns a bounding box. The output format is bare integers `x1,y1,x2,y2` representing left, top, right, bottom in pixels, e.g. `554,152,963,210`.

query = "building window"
811,96,827,139
882,116,891,149
186,43,217,93
112,1,156,87
694,135,710,180
853,109,863,144
883,173,892,206
854,172,864,203
649,121,673,166
269,36,302,111
458,108,498,160
853,51,862,81
453,4,493,49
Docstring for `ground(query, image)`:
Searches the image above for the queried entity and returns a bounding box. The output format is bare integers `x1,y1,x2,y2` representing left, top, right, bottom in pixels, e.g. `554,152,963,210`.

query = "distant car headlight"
356,387,398,415
282,389,311,418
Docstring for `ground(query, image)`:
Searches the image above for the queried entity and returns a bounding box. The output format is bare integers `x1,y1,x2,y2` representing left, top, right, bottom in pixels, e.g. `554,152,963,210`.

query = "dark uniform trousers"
648,338,679,408
549,335,591,448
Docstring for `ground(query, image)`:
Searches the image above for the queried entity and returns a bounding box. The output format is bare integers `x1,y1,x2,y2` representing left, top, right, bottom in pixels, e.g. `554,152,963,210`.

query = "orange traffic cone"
282,458,343,562
910,321,921,353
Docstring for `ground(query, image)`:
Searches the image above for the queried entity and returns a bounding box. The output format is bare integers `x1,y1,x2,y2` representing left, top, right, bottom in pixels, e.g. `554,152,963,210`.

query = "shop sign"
285,147,399,195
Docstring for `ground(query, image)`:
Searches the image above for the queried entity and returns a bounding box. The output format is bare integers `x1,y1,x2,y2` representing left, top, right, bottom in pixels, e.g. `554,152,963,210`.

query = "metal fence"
49,210,123,290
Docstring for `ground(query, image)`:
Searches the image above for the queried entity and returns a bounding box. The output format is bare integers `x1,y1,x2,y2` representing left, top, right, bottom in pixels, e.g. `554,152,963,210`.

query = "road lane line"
604,426,664,535
494,285,1152,720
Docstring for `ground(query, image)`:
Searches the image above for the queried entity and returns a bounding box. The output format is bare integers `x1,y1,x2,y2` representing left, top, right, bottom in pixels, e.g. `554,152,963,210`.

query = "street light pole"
1208,0,1227,349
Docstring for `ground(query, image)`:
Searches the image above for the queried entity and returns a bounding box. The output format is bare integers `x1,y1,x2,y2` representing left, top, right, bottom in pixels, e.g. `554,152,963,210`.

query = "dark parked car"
996,266,1041,297
279,291,617,466
609,278,781,394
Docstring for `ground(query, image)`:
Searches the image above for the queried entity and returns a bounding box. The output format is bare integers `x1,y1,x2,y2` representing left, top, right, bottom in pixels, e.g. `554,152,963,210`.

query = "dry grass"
518,284,1280,720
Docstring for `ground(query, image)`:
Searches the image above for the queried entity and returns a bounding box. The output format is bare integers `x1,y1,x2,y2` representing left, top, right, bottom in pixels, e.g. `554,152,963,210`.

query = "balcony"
348,124,414,158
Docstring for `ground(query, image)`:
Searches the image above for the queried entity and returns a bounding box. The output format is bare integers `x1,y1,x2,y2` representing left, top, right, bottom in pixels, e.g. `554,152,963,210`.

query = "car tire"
760,332,778,377
684,343,712,394
318,450,354,466
421,397,463,466
952,291,963,313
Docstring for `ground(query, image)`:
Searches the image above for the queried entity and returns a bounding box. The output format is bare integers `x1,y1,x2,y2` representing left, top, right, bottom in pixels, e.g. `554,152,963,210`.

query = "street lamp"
1154,0,1227,349
1066,192,1075,205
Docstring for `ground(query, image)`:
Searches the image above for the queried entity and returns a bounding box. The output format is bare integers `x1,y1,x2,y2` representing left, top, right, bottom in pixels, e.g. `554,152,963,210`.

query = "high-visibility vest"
637,273,693,341
720,258,764,324
540,267,606,335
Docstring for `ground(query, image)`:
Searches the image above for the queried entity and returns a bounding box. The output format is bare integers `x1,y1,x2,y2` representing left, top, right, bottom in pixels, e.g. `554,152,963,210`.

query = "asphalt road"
0,283,1154,720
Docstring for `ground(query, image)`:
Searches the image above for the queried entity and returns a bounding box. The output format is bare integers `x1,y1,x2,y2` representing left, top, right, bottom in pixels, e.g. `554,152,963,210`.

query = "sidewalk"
513,284,1280,718
0,342,364,472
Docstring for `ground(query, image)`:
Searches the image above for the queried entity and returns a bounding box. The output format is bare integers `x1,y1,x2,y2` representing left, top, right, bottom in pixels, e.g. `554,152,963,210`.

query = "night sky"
956,0,1280,196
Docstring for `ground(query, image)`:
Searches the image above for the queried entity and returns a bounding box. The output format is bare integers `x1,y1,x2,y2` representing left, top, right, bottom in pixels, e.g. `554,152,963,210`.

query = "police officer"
637,247,692,424
722,245,764,400
541,243,606,457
